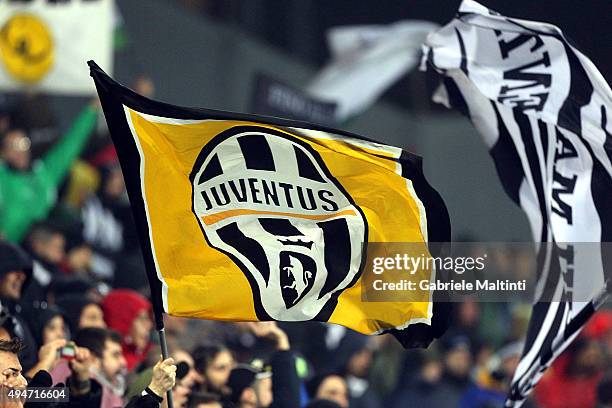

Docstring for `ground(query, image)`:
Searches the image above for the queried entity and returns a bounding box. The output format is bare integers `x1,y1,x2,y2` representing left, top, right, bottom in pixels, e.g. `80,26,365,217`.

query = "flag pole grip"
157,317,174,408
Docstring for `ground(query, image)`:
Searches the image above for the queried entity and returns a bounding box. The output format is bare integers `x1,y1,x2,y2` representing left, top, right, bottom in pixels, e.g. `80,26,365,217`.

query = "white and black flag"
422,0,611,406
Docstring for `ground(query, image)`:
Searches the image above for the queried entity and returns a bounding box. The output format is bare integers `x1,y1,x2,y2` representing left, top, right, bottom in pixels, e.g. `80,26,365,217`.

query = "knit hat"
305,372,344,399
226,365,259,404
47,275,98,301
331,331,369,373
23,303,64,345
305,400,343,408
55,294,99,335
0,241,32,292
101,289,151,337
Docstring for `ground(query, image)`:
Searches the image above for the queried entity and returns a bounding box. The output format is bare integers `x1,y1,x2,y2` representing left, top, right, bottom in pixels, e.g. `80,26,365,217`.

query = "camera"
58,343,76,360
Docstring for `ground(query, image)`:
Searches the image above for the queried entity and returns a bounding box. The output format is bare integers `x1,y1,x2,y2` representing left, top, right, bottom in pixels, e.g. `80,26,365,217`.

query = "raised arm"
41,101,99,187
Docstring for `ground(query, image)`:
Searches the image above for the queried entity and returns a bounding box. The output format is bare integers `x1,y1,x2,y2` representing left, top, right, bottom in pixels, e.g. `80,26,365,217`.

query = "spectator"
61,228,94,277
70,327,128,407
0,338,27,408
584,311,612,358
10,92,58,159
47,274,104,304
101,289,153,372
0,101,98,242
332,332,381,408
597,372,612,408
55,294,106,335
535,338,605,408
193,343,236,395
124,357,177,408
48,336,160,408
172,348,204,393
21,223,66,303
246,322,301,408
0,303,18,340
26,335,70,388
225,364,260,407
445,300,482,356
459,341,523,408
164,348,202,407
392,350,445,407
24,223,65,273
123,347,202,405
61,342,107,407
306,373,349,408
24,303,66,347
279,322,335,373
435,335,474,407
81,161,129,280
0,241,37,371
367,335,404,400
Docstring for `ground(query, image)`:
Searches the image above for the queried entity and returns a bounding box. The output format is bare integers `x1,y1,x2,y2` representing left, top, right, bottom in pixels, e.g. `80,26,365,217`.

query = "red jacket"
534,353,602,408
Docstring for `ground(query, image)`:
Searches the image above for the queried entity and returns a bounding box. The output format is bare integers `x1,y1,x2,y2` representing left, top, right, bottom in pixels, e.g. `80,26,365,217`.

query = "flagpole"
156,314,174,408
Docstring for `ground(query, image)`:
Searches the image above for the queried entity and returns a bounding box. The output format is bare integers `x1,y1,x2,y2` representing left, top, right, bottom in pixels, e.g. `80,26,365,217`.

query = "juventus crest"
190,126,367,321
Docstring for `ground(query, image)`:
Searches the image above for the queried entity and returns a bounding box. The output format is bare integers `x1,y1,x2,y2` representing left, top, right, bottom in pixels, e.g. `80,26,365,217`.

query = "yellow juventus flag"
89,61,451,348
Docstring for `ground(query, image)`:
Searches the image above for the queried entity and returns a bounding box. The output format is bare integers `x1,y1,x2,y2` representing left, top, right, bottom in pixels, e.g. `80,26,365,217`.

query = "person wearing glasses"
0,100,99,243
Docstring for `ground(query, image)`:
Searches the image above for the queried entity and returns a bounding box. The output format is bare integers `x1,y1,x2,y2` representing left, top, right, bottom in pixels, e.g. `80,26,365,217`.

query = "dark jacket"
24,378,104,408
0,240,33,288
124,390,163,408
66,378,104,408
269,350,301,408
0,241,37,370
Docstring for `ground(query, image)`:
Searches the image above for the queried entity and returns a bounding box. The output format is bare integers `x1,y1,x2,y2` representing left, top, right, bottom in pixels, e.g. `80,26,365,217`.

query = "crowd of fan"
0,89,611,408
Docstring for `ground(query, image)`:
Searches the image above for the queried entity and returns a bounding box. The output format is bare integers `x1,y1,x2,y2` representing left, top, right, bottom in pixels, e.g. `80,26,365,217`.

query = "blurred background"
0,1,610,407
26,0,612,242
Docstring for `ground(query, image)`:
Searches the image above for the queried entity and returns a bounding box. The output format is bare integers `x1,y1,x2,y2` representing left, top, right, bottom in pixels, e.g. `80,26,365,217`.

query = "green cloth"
0,106,98,242
125,368,153,401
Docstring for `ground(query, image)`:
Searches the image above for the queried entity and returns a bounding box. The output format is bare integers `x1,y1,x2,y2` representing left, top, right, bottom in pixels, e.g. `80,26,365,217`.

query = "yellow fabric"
63,160,100,208
127,108,432,335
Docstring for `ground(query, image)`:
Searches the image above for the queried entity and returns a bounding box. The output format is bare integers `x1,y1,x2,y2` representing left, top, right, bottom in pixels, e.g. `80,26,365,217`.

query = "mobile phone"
58,343,76,360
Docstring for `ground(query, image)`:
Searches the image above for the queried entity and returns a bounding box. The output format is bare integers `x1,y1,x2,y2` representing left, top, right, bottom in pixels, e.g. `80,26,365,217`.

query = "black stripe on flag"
514,109,548,240
602,106,612,165
455,28,469,75
443,77,471,118
489,103,524,206
259,218,304,237
238,134,276,171
537,121,549,165
294,145,325,182
217,222,271,286
537,301,565,364
313,218,354,322
198,154,223,184
599,107,612,280
557,43,593,137
520,301,556,367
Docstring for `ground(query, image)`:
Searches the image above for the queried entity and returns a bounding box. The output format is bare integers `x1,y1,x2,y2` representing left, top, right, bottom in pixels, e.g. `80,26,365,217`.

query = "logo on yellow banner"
0,13,54,83
190,126,367,320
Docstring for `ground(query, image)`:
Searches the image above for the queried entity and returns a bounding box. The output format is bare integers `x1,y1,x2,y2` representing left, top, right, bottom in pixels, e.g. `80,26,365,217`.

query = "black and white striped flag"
422,0,611,406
